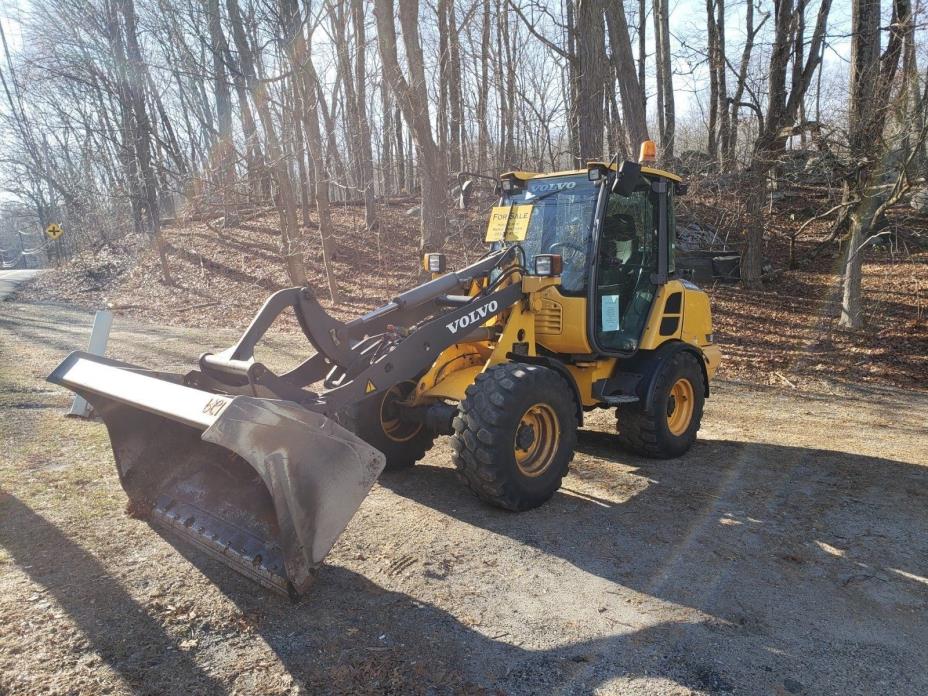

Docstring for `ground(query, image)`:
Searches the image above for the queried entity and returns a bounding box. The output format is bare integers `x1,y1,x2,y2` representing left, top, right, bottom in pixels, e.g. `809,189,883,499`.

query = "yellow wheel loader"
48,144,720,597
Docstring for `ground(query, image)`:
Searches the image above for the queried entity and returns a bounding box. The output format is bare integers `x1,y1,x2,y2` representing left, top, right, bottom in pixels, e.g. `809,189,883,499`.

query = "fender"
624,340,710,414
505,353,584,426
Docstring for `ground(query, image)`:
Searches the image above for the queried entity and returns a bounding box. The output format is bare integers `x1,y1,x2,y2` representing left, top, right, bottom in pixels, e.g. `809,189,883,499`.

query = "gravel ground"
1,299,927,695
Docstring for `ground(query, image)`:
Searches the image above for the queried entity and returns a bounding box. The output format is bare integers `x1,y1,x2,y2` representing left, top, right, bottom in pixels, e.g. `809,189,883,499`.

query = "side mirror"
612,161,641,196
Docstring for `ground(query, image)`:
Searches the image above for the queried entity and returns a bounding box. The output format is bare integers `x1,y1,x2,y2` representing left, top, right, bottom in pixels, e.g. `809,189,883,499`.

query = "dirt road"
1,300,927,695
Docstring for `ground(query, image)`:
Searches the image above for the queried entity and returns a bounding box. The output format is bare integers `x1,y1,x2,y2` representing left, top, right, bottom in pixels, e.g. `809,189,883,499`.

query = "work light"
533,254,562,277
423,253,447,274
588,164,608,181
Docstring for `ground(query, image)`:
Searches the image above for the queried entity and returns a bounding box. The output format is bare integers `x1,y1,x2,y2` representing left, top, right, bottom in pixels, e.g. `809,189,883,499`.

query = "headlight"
533,254,562,277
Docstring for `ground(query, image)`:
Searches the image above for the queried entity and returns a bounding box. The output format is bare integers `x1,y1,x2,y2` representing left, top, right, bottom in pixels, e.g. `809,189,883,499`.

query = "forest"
0,0,925,331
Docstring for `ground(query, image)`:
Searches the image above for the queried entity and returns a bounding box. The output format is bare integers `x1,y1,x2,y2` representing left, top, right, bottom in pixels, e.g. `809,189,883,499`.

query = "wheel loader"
48,142,721,597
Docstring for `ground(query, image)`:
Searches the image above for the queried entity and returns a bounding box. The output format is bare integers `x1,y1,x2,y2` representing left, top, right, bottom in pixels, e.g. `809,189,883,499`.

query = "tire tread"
452,362,577,511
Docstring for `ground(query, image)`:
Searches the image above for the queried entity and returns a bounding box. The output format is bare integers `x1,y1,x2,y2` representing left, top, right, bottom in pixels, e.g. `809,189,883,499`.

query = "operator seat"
599,213,641,297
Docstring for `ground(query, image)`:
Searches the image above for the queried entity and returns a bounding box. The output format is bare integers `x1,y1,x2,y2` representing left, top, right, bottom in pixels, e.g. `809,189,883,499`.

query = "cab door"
590,177,668,353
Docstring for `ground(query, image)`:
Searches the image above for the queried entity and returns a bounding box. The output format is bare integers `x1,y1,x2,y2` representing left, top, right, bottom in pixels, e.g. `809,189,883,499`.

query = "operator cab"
495,161,682,354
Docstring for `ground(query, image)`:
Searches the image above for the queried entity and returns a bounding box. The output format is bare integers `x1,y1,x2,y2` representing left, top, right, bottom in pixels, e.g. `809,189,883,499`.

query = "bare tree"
351,0,378,230
226,0,307,286
207,0,237,227
740,0,831,287
653,0,675,158
374,0,449,252
839,0,910,328
604,0,650,151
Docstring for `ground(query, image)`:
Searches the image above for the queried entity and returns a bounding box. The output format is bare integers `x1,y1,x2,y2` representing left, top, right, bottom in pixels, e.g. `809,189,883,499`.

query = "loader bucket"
48,351,385,597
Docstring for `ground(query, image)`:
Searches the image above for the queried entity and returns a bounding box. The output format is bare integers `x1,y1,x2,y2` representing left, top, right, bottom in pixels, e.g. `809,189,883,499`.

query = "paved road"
0,270,42,300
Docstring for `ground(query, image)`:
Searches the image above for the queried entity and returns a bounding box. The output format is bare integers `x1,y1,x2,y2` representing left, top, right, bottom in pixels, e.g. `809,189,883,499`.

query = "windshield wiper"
505,188,565,205
522,189,563,203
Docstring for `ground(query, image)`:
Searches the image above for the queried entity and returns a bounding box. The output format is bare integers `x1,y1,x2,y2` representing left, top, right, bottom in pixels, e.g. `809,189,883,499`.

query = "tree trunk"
447,0,464,173
838,0,878,327
373,0,449,252
291,82,311,228
638,0,646,109
332,1,361,199
653,0,675,159
503,5,516,164
280,0,340,302
715,0,730,163
706,0,719,157
604,0,649,151
476,0,491,174
741,158,767,288
839,0,909,328
437,0,450,167
351,0,378,230
724,0,757,164
381,82,394,195
207,0,237,226
576,0,608,161
119,0,171,283
742,0,832,287
395,105,405,192
300,60,341,303
839,216,865,328
564,0,580,164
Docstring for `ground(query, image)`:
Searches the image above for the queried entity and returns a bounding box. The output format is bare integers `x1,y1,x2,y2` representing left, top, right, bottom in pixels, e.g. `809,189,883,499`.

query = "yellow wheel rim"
380,382,423,443
666,378,695,436
513,403,560,477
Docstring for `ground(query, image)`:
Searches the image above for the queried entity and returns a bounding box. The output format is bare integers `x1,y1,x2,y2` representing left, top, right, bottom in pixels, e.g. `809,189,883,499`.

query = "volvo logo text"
446,300,499,334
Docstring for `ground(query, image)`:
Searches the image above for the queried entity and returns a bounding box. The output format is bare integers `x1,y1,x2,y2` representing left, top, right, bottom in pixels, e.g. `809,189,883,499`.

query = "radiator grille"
535,300,563,334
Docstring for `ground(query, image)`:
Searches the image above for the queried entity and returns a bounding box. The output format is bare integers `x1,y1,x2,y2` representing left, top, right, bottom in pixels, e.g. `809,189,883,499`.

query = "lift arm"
189,250,522,412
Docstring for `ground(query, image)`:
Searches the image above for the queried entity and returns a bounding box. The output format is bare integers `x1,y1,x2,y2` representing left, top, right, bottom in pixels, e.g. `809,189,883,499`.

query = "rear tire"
340,381,435,470
451,363,578,511
616,351,705,458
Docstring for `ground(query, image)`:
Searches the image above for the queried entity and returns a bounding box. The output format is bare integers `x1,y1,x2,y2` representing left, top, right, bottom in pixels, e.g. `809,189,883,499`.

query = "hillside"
16,198,928,392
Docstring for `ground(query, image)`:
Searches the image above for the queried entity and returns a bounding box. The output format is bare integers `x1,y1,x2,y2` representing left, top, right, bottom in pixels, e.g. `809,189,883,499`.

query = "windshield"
500,174,599,293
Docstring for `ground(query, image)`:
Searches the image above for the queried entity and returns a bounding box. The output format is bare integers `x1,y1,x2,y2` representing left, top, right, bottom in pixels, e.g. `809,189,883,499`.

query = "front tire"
616,351,705,458
339,381,435,470
451,363,578,511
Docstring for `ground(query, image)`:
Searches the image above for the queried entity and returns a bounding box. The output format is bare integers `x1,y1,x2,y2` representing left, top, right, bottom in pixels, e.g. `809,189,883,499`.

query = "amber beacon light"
638,140,657,163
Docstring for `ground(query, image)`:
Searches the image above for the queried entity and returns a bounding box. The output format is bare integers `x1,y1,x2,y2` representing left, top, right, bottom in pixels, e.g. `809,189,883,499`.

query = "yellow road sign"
46,223,63,240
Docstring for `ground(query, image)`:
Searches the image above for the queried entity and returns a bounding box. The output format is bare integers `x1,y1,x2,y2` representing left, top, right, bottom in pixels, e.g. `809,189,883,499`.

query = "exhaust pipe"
48,351,385,596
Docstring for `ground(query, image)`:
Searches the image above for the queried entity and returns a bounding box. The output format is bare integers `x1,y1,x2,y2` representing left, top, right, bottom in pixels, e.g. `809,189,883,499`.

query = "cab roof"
502,163,682,183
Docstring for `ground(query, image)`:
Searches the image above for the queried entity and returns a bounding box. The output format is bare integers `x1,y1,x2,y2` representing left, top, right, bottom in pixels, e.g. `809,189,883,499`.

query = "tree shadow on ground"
4,433,926,694
0,493,227,695
178,436,927,694
372,435,928,692
178,550,742,695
